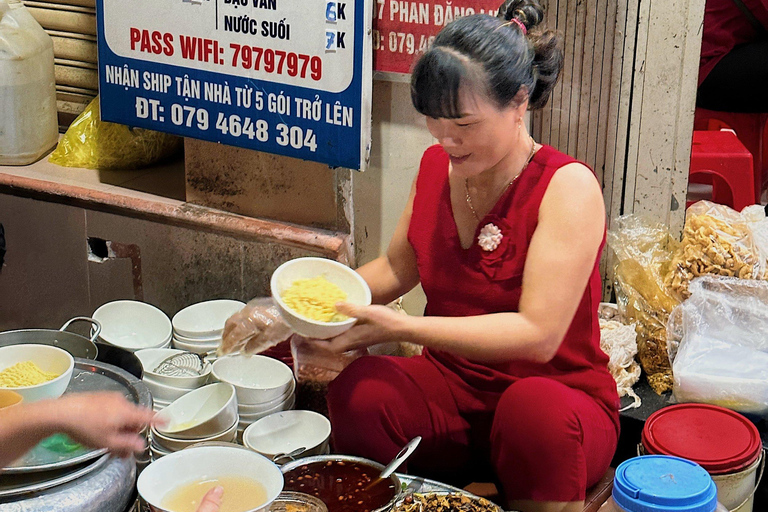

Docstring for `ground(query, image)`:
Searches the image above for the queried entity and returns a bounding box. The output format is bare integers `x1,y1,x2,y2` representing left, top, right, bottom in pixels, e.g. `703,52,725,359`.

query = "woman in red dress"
323,1,620,510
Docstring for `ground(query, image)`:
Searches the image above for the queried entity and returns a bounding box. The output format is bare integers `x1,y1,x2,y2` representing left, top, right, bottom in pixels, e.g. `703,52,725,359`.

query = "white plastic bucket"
712,450,764,512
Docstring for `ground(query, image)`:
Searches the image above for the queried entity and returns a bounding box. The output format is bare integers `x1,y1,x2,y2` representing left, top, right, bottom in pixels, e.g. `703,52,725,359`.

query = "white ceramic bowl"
151,420,238,452
237,380,296,414
144,377,194,403
243,410,331,460
270,257,372,339
93,301,173,351
0,344,74,403
172,338,219,355
138,445,284,512
212,355,294,405
172,332,222,344
172,299,245,339
136,348,211,389
155,382,238,439
238,395,296,427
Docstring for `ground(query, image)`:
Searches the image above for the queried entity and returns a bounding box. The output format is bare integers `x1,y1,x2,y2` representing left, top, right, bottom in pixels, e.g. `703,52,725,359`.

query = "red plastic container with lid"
642,404,764,512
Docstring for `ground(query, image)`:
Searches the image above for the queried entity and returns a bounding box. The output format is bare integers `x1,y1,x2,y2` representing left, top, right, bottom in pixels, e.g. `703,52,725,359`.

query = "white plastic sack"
668,275,768,416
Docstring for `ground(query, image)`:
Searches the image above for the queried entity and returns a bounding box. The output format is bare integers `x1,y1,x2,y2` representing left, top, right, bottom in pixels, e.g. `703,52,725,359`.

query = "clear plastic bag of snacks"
608,215,681,394
665,201,764,301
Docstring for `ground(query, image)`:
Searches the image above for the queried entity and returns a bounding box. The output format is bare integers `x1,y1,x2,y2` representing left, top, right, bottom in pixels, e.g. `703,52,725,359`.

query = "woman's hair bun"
497,0,544,32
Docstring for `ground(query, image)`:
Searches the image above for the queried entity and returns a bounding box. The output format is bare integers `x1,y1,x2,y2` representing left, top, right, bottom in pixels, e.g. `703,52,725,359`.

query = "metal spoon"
364,436,422,491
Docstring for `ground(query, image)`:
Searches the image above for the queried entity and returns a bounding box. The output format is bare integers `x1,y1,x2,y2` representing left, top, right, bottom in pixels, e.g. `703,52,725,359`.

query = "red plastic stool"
694,108,768,202
689,130,756,211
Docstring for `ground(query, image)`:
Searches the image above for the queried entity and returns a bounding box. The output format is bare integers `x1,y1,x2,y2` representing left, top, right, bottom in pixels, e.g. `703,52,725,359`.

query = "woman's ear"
513,87,529,116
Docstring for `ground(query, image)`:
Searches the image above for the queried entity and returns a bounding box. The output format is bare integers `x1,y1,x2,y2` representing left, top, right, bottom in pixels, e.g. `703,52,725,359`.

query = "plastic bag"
49,96,182,170
220,298,293,356
665,201,764,301
599,317,641,410
668,275,768,416
608,215,680,394
742,204,768,269
290,334,367,417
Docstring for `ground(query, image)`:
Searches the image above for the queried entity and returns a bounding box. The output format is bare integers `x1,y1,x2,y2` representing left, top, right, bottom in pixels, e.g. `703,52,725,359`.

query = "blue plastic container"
608,455,725,512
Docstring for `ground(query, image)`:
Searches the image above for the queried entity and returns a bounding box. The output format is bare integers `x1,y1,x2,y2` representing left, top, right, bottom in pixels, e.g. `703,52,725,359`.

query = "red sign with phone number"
372,0,502,75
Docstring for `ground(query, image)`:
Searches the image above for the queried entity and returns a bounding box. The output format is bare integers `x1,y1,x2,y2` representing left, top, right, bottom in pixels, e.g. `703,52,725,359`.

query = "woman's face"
425,88,525,179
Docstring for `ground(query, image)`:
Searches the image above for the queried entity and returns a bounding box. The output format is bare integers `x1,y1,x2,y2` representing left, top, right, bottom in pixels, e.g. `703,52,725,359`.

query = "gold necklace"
465,136,537,221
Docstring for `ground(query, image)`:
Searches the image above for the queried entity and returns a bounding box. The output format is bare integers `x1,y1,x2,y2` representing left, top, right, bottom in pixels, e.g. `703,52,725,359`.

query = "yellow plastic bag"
49,97,182,170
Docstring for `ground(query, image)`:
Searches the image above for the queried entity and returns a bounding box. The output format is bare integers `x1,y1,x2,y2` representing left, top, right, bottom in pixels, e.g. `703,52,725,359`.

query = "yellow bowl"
270,258,371,340
0,389,23,409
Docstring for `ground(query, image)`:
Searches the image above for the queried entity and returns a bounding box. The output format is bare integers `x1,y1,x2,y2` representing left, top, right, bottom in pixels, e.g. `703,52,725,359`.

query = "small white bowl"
271,257,372,339
243,410,331,460
136,348,211,389
155,382,238,439
144,377,194,403
212,355,294,405
0,345,74,403
238,395,296,427
172,299,245,339
151,420,238,452
173,331,222,343
93,301,172,351
172,338,219,355
138,445,284,512
237,380,296,414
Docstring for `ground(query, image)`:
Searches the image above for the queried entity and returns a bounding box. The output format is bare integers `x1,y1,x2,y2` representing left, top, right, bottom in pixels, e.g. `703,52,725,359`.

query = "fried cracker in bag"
608,215,680,394
665,201,764,301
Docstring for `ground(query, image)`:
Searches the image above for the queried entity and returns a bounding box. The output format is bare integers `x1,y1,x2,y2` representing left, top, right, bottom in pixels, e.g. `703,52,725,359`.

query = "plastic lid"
613,456,718,512
642,404,761,474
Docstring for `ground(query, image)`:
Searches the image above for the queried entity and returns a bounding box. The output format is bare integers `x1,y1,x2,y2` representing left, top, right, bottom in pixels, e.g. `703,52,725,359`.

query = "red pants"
327,355,618,502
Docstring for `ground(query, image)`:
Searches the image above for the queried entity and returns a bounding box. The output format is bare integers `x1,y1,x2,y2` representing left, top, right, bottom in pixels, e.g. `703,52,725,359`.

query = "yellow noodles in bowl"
0,361,60,388
281,276,349,323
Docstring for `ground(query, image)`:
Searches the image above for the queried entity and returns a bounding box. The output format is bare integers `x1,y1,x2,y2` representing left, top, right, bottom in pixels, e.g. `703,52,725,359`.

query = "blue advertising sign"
96,0,372,170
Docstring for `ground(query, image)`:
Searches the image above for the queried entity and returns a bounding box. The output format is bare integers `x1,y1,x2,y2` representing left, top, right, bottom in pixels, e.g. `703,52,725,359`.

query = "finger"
108,432,147,455
335,302,360,318
197,486,224,512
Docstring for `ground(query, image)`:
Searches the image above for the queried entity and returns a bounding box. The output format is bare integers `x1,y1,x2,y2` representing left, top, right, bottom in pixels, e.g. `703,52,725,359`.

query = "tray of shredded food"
394,475,504,512
392,492,503,512
3,358,151,474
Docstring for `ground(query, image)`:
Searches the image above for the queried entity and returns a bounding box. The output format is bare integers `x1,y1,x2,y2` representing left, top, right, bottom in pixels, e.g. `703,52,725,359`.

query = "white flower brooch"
477,223,503,252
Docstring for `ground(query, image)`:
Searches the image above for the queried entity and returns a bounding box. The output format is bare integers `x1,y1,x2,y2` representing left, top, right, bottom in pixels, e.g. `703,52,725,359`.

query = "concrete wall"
0,193,322,330
354,80,432,315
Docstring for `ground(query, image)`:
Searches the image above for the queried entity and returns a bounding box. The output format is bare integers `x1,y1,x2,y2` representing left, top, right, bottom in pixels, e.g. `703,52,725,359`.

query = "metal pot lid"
3,359,151,474
0,454,110,499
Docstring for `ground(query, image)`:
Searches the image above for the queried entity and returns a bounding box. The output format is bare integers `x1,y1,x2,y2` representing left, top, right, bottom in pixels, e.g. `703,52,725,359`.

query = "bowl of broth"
281,455,400,512
138,445,284,512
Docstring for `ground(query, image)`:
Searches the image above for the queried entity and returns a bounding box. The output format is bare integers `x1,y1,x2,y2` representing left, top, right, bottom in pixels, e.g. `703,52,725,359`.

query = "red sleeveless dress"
327,143,620,502
407,144,620,423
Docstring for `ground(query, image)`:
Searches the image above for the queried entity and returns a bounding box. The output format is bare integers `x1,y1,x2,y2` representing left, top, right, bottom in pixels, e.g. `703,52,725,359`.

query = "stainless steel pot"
281,454,401,512
0,456,136,512
0,318,144,378
0,317,100,359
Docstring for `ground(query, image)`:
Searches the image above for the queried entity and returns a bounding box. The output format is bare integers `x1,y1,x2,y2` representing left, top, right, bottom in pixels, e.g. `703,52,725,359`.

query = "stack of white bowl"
243,410,331,462
93,300,172,352
135,348,212,411
149,382,238,461
211,355,296,441
171,299,245,355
